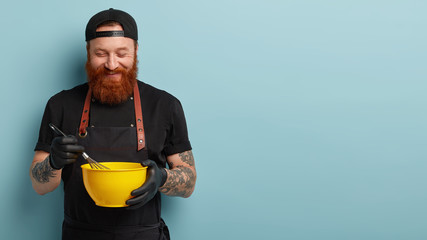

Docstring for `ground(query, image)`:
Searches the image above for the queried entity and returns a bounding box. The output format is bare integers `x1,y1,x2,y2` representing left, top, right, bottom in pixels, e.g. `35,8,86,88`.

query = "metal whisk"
49,123,110,170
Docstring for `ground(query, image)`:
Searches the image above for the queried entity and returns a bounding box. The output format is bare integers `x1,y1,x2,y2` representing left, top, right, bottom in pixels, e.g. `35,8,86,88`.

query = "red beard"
85,55,138,105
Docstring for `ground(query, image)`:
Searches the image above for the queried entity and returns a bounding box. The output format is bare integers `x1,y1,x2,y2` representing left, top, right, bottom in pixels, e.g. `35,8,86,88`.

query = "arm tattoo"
32,157,56,183
178,151,195,166
160,167,195,197
160,151,196,197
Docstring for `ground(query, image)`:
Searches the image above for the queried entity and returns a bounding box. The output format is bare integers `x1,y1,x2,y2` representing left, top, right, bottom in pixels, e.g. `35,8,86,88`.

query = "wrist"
160,168,167,187
48,154,61,170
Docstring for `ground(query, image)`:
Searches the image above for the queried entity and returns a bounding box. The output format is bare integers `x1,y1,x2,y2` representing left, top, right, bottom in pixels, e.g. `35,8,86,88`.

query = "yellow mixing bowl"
81,162,147,208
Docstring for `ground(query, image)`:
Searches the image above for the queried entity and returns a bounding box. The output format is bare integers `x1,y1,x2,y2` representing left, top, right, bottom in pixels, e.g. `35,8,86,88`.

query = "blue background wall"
1,0,426,239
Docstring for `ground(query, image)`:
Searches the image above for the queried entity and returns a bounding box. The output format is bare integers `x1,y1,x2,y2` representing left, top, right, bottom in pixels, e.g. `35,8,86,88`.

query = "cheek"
90,58,104,70
121,58,134,69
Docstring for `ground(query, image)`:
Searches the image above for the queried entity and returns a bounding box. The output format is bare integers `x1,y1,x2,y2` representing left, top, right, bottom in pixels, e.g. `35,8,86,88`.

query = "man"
29,8,196,240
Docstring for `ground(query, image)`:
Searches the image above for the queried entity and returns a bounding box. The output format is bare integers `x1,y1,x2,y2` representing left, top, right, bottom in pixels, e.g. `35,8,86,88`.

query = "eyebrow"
116,47,130,52
94,47,130,52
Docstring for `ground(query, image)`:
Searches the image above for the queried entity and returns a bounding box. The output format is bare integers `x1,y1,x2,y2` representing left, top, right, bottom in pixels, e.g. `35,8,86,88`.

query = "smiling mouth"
104,71,122,81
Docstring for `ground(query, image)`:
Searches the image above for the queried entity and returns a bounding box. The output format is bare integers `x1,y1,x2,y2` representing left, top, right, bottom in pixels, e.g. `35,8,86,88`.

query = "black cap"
85,8,138,41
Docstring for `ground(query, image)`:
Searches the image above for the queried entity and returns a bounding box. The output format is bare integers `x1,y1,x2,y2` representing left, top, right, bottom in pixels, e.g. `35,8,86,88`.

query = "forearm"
30,152,61,195
159,150,197,197
159,166,196,198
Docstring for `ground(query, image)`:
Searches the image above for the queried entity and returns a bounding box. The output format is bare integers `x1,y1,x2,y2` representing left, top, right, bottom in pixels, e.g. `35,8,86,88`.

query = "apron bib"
61,82,169,240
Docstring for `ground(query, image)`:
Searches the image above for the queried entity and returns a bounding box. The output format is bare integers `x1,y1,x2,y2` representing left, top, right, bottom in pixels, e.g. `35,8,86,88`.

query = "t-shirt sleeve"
163,98,192,156
34,96,62,153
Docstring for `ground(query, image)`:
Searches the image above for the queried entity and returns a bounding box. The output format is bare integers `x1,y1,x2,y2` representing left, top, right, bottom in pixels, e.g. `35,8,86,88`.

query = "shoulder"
48,83,88,104
137,81,187,124
138,80,181,105
45,83,88,112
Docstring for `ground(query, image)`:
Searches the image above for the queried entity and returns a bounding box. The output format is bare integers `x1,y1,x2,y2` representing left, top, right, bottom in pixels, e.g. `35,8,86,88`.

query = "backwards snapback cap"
85,8,138,41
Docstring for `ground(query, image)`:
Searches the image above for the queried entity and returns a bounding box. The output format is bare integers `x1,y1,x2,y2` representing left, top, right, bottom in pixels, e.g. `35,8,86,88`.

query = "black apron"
61,82,170,240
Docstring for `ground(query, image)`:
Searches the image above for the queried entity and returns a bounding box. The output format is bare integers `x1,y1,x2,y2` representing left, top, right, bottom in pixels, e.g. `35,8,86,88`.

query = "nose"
105,54,119,70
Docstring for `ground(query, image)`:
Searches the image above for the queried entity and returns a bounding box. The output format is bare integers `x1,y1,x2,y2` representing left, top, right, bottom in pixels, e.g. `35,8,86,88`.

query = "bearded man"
29,8,196,240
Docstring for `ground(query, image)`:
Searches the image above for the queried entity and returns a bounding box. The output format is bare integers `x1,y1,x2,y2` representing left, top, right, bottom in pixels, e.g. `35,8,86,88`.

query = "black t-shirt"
35,80,192,166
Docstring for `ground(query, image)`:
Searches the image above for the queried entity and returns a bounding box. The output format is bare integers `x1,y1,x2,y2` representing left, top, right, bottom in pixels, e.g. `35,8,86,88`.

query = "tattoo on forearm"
32,157,56,183
160,167,195,197
160,151,196,197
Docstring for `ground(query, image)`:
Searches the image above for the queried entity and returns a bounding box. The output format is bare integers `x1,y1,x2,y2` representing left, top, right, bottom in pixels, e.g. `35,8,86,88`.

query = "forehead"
88,25,135,51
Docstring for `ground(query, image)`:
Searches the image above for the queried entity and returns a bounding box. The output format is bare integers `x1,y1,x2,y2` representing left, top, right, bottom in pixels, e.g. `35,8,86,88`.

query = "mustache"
94,66,127,77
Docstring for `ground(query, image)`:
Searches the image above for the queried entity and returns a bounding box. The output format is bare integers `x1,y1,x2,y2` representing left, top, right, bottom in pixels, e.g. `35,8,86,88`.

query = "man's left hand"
126,160,167,209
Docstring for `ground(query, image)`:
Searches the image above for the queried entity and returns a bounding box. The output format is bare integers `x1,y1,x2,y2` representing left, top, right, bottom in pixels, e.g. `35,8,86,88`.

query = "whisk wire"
82,152,110,170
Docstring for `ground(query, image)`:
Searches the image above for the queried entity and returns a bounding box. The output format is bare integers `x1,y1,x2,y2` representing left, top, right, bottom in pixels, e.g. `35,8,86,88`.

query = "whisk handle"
82,152,89,159
49,123,67,137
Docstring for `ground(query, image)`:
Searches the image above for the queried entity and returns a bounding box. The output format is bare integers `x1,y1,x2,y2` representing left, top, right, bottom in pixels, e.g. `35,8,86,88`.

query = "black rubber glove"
126,160,167,209
49,135,84,170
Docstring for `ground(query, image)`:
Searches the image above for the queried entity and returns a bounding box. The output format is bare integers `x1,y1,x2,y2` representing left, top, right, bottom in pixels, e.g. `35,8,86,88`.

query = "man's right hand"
49,136,84,170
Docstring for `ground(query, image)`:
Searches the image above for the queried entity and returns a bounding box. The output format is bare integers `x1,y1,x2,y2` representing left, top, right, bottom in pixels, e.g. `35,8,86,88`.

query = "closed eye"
117,51,129,58
95,51,107,57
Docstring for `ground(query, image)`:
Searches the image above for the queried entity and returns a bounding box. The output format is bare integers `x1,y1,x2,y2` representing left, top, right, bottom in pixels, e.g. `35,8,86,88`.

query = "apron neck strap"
79,82,146,151
133,82,146,151
79,88,92,137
